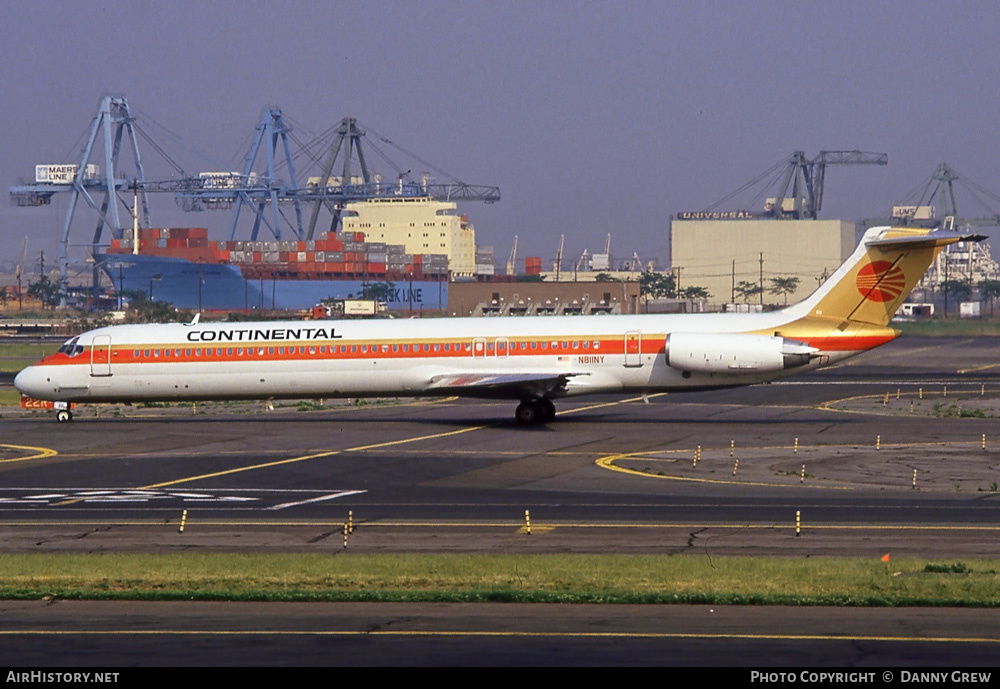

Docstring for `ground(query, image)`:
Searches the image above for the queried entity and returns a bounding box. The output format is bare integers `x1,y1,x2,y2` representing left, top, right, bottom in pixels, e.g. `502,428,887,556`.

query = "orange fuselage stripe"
34,331,882,370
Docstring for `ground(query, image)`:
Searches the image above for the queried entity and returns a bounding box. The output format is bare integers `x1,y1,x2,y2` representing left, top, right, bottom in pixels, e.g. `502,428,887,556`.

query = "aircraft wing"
425,371,587,399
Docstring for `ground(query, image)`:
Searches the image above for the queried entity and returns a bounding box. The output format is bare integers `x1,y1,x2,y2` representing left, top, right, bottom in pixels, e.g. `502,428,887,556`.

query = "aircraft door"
90,334,112,378
624,331,642,367
473,337,486,359
495,337,509,358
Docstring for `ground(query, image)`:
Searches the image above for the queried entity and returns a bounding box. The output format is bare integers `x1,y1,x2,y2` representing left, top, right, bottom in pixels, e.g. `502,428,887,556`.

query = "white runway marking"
0,487,364,508
267,490,367,511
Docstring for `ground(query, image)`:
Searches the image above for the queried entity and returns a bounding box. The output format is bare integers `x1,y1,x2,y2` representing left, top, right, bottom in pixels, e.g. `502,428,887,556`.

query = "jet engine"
665,332,818,374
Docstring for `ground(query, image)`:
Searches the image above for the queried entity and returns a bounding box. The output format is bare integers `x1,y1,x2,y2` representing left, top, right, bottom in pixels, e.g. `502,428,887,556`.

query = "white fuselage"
14,310,858,405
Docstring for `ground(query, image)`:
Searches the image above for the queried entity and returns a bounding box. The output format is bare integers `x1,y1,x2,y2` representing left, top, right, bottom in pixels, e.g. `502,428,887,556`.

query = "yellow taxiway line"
0,444,58,463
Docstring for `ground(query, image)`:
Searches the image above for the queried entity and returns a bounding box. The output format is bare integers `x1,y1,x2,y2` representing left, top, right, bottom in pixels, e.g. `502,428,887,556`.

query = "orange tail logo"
856,261,906,302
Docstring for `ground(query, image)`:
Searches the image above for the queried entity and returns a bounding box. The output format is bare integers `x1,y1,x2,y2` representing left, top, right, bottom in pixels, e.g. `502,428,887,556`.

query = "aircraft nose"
14,366,51,400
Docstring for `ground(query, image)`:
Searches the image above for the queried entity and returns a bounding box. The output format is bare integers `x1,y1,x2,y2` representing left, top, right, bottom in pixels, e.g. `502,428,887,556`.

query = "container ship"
96,227,450,312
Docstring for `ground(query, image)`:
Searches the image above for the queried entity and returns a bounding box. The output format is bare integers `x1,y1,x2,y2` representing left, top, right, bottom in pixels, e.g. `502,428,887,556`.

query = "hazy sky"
3,1,999,275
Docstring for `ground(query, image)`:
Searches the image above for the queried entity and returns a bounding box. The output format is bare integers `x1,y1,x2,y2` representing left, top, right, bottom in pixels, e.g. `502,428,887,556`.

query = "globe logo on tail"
856,261,906,302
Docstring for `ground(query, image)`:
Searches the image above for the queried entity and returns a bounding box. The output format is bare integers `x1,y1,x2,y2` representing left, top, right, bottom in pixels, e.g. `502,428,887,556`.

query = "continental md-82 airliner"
15,227,977,424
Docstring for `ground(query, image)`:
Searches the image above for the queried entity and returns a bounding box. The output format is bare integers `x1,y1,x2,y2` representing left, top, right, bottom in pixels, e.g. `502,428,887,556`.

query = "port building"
670,218,854,306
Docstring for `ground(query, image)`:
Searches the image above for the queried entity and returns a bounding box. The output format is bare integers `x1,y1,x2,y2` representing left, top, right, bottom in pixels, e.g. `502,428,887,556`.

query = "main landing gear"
515,399,556,425
55,409,73,423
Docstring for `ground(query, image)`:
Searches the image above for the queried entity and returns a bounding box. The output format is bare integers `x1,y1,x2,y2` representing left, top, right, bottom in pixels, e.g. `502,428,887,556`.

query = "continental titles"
186,328,343,343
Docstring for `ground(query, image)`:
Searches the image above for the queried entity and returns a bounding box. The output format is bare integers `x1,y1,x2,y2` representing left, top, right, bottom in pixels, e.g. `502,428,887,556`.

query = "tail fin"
785,226,983,326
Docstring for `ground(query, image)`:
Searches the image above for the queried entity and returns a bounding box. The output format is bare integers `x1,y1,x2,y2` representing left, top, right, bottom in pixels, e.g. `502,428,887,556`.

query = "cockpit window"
58,337,85,357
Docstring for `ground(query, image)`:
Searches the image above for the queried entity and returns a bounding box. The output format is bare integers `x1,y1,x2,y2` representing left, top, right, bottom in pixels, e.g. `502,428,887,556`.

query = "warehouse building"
670,218,855,307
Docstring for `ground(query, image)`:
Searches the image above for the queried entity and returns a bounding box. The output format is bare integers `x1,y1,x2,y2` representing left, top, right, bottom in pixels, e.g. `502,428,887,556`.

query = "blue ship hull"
95,254,448,312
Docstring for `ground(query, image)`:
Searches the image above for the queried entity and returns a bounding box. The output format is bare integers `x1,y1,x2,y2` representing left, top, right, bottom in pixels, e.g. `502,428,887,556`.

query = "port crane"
9,95,501,279
862,163,1000,230
767,150,888,219
695,149,888,220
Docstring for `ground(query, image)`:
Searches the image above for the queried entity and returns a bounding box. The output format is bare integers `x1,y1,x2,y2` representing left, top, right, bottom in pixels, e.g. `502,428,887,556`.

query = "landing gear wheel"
515,401,538,425
540,399,556,422
515,400,556,425
55,410,73,423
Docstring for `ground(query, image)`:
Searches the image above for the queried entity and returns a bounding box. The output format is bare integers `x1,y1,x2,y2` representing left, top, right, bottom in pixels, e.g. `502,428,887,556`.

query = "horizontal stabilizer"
866,233,986,250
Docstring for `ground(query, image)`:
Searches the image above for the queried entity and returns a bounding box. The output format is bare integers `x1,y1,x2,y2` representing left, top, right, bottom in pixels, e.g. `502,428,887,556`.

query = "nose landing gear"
514,398,556,425
51,401,74,423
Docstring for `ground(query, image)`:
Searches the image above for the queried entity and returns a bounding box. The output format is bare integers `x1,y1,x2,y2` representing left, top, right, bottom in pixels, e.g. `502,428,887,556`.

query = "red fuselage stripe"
35,332,890,368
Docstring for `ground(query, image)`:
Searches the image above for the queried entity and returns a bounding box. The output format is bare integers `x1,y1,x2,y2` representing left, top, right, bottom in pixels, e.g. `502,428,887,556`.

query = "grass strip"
1,553,998,606
0,342,57,374
894,320,1000,337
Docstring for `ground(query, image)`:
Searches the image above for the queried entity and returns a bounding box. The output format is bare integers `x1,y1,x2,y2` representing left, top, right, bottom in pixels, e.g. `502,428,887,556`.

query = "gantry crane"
860,163,1000,230
10,96,501,279
8,95,153,278
695,149,888,220
768,150,888,219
